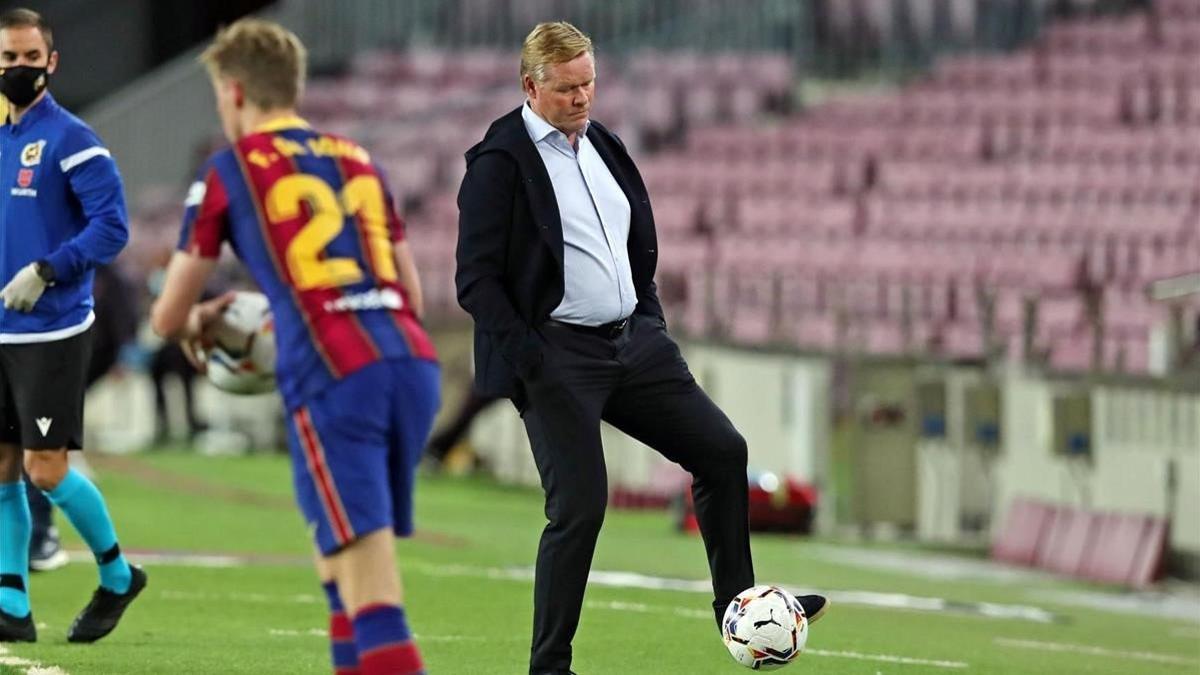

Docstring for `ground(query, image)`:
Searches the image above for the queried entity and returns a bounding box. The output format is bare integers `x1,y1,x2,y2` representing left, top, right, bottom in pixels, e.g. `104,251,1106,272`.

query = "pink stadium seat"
939,322,985,358
684,85,722,127
786,313,839,351
1158,0,1200,18
1049,334,1094,372
1128,517,1169,587
863,321,904,354
652,196,701,235
1103,334,1148,373
1079,513,1157,585
1038,298,1086,339
992,499,1057,566
1034,507,1099,576
728,305,774,344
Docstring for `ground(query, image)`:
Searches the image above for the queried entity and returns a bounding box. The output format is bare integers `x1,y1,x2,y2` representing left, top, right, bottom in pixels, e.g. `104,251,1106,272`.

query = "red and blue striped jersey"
177,117,437,410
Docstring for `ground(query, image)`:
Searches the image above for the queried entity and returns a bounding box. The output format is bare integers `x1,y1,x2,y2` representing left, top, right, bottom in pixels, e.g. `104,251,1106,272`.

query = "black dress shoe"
797,594,829,624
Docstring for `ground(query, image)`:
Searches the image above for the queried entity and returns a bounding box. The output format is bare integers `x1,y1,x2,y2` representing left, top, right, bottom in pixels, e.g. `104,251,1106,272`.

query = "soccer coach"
456,22,827,675
0,8,143,644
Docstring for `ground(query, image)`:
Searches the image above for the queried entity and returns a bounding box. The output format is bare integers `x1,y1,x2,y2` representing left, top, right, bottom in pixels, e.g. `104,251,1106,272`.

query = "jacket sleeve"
44,125,129,283
635,278,667,327
455,151,537,363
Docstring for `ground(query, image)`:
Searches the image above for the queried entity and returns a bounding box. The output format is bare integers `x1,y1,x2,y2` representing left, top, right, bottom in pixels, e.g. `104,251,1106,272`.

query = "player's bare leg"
0,442,34,641
315,549,360,674
22,448,68,491
328,528,403,611
25,448,146,642
326,528,421,674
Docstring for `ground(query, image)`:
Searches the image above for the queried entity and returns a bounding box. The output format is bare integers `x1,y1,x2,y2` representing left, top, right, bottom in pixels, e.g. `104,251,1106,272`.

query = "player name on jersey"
245,135,370,169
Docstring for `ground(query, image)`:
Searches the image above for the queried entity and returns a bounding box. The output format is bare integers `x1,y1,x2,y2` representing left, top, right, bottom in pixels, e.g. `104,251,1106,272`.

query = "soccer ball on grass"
721,585,808,670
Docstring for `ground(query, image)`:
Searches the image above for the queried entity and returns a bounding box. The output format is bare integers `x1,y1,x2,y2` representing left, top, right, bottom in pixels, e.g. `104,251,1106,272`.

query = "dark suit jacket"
456,106,666,404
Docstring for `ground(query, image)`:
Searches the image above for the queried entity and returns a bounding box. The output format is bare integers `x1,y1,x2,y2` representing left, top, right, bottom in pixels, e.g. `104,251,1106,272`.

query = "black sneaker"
797,594,830,624
29,527,69,572
67,565,147,643
0,607,35,642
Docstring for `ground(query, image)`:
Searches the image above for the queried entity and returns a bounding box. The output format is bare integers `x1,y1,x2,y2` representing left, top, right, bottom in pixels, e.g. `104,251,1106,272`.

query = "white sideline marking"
267,628,493,643
810,545,1050,584
994,638,1200,666
409,561,1056,623
806,649,969,669
77,551,1052,623
413,634,493,643
0,645,70,675
68,550,242,568
585,600,970,669
269,628,328,637
121,547,1170,625
586,599,714,620
1037,589,1200,624
161,589,318,604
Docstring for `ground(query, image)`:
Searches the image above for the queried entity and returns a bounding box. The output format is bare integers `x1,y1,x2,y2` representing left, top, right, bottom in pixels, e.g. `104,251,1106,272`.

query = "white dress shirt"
522,102,637,326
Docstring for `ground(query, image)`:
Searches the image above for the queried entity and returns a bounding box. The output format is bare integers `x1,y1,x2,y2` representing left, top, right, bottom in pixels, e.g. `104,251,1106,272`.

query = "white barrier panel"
84,372,284,454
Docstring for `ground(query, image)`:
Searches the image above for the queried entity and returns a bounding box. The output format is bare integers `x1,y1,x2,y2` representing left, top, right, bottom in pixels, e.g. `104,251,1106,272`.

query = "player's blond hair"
520,21,593,87
200,18,306,109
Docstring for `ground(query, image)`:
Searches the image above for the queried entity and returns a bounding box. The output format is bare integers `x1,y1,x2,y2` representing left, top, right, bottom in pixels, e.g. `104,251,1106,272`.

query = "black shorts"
0,327,91,450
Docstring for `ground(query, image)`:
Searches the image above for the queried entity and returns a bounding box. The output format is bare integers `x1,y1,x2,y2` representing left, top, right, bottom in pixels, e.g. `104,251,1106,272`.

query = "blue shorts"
286,358,440,556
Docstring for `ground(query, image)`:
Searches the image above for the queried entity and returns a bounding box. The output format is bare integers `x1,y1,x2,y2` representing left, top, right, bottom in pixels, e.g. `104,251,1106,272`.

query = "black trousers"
520,314,754,674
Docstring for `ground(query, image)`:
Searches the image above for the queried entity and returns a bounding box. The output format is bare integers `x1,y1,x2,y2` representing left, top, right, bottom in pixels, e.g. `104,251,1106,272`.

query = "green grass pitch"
1,451,1197,674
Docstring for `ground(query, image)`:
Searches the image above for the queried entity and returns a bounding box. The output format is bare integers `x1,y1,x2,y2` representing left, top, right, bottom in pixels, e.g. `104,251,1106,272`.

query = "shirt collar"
253,115,311,133
521,100,589,147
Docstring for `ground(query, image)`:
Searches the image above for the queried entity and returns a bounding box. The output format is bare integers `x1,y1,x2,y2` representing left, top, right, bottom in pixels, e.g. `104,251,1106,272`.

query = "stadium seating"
124,4,1198,376
633,3,1197,374
992,498,1169,587
1035,506,1099,576
992,497,1057,566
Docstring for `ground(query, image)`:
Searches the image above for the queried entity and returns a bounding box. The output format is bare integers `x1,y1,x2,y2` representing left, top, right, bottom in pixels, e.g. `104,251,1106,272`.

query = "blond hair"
200,18,306,109
520,21,593,87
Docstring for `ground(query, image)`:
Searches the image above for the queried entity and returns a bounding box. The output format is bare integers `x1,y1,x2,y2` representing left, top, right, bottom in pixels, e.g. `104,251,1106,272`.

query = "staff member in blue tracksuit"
0,8,145,645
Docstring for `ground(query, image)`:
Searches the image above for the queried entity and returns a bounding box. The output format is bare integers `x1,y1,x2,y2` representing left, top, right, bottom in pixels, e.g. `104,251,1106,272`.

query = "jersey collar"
253,115,311,133
5,91,56,131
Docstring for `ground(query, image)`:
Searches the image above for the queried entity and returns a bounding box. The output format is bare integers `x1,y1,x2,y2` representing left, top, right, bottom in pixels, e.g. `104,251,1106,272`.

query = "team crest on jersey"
20,140,45,167
17,168,33,187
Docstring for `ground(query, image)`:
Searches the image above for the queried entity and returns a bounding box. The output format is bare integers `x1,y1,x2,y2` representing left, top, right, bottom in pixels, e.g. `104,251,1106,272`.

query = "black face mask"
0,65,48,108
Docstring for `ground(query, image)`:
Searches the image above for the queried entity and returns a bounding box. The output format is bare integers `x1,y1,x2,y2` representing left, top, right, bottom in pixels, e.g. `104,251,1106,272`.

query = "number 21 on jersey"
264,174,398,291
